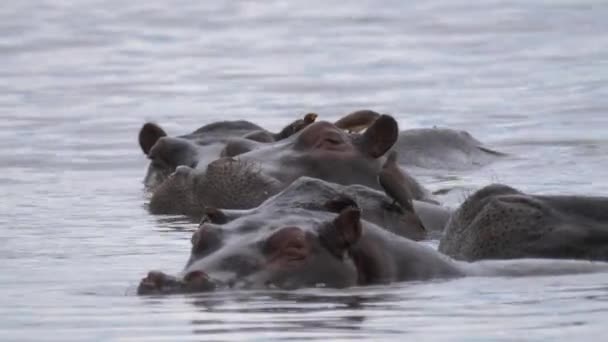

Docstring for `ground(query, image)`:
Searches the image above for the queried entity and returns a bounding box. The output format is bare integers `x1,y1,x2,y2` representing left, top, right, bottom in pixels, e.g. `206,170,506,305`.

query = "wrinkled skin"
138,200,608,295
150,173,445,237
139,115,317,190
195,177,435,240
149,115,433,212
139,120,264,189
439,184,608,261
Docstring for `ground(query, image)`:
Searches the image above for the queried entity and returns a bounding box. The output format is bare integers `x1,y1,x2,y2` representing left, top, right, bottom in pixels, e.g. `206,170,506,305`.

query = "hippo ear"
139,122,167,155
333,208,362,245
319,208,362,259
148,137,198,170
323,195,359,213
334,109,380,132
360,114,398,158
221,138,259,157
190,224,223,259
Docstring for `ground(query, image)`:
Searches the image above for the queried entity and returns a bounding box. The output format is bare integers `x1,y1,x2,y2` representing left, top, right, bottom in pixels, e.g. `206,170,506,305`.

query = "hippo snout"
137,270,216,295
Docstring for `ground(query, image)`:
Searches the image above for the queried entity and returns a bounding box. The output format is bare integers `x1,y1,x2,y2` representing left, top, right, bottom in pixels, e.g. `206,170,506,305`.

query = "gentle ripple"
2,0,608,340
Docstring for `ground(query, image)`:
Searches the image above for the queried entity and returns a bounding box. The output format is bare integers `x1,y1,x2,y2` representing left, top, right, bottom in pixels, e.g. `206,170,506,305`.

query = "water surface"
2,0,608,340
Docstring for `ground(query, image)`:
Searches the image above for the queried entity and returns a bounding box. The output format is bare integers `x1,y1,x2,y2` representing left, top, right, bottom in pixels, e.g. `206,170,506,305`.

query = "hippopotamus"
147,115,435,213
334,110,506,170
137,200,608,295
439,184,608,261
213,176,450,237
164,176,444,239
138,114,318,189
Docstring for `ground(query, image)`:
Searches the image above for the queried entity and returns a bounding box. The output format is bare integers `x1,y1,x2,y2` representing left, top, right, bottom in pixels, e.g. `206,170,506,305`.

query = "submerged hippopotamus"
137,199,608,295
335,110,506,170
148,115,435,213
439,184,608,261
169,176,446,240
138,114,318,189
208,176,450,237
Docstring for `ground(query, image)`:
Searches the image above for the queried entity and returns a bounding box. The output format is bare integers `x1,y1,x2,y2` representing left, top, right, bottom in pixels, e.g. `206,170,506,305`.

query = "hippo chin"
138,201,608,295
439,184,608,261
148,115,435,212
138,114,318,189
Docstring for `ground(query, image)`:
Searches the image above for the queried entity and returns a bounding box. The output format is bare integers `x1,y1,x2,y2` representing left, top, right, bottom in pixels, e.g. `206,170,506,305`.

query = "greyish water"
2,0,608,341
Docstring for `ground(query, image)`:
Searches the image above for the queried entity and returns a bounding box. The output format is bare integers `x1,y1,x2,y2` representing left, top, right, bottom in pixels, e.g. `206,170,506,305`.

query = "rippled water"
2,0,608,340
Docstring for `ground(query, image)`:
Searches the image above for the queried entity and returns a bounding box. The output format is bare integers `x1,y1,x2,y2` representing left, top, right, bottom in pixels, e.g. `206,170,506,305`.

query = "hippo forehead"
224,209,331,235
294,121,352,151
186,214,329,271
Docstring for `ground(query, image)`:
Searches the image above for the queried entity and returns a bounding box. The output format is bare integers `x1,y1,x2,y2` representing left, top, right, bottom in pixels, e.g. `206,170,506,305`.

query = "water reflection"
186,289,393,336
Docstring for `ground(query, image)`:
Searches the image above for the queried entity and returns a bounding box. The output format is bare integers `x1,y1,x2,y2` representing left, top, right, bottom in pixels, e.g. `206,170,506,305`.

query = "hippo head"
438,184,547,261
146,115,399,214
137,205,367,295
138,116,323,190
219,115,399,189
138,122,210,190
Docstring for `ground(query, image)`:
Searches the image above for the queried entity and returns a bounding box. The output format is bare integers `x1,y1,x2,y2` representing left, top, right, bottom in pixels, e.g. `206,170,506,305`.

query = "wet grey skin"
148,115,436,213
334,109,381,133
137,203,608,295
138,115,319,190
391,127,507,170
439,183,608,262
333,109,505,170
211,176,437,240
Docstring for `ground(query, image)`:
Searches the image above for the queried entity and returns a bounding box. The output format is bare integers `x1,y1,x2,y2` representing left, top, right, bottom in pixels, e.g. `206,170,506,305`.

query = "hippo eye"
324,135,343,145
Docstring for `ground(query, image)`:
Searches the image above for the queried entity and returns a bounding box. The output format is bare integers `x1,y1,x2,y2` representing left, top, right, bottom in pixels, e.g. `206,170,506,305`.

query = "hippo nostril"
183,271,216,292
145,271,168,286
184,270,209,282
137,271,178,295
